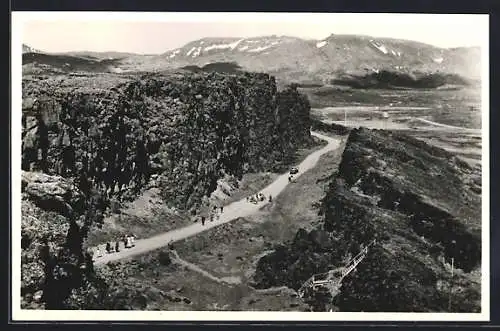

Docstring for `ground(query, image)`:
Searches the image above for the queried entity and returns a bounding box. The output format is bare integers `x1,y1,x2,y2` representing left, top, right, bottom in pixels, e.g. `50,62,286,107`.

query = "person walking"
130,234,136,247
201,216,206,226
115,241,120,253
220,206,224,213
268,194,272,203
87,250,95,263
96,246,103,258
125,236,132,249
106,242,112,254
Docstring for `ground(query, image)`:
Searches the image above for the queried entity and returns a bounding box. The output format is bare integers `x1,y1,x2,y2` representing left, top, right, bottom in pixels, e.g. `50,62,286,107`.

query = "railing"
297,239,377,299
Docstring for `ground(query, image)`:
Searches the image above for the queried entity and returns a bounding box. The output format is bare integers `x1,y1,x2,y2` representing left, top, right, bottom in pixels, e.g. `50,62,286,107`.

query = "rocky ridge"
253,127,481,312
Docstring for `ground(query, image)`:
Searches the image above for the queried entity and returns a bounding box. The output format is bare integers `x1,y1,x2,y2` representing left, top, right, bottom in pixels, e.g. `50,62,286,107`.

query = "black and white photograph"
11,12,489,321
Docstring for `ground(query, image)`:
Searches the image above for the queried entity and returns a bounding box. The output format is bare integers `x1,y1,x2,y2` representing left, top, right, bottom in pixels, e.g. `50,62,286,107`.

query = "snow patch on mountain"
247,46,272,53
192,47,202,57
375,44,388,54
204,39,243,52
390,50,402,57
239,45,249,51
244,40,282,53
316,41,327,48
186,47,197,56
169,49,180,58
433,57,444,63
369,40,389,55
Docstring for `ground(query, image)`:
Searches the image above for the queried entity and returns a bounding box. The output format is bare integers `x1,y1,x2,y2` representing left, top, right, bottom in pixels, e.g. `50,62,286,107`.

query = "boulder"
21,171,84,217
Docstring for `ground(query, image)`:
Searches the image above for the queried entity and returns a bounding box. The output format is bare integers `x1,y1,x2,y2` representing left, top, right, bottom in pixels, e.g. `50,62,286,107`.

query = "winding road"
412,117,481,133
94,131,340,266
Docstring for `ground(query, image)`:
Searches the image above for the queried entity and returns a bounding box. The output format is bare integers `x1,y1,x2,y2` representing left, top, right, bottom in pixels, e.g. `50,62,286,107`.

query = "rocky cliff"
22,71,312,211
253,128,481,312
21,70,314,308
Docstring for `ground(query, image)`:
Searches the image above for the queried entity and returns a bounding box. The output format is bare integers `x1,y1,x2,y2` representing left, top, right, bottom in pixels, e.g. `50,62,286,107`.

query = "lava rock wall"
22,72,313,211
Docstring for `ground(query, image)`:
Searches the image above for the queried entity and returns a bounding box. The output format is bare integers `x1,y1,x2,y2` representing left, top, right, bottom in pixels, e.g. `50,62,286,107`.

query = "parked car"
290,167,299,175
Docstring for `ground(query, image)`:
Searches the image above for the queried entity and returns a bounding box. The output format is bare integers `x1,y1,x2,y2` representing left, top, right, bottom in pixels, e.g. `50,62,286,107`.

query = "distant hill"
153,34,481,81
22,52,124,73
331,70,472,89
180,62,243,74
55,51,142,60
22,34,481,82
22,44,42,54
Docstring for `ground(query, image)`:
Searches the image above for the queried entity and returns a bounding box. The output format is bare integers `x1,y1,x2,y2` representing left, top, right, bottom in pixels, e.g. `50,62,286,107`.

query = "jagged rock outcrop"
21,171,107,309
253,128,481,312
22,171,84,218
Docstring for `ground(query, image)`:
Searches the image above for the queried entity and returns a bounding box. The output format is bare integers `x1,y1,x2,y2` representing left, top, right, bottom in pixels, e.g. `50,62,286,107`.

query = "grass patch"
86,188,192,246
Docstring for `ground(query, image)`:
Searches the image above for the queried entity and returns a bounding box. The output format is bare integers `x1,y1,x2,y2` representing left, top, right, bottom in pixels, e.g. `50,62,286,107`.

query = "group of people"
198,205,224,226
247,192,272,204
94,234,137,258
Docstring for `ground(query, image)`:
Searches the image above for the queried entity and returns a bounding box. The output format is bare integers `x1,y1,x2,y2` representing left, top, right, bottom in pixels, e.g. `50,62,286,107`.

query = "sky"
17,12,488,54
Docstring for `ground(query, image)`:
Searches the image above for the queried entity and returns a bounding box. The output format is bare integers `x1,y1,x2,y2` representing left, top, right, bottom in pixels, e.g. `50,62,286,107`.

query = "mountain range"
22,34,481,82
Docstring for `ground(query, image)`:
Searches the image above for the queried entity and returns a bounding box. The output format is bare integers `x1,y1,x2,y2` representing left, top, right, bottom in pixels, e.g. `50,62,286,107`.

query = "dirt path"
94,131,340,265
252,286,292,294
169,250,241,285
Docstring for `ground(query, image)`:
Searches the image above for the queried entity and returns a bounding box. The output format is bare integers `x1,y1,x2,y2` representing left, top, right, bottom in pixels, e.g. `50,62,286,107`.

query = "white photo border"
10,11,491,322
